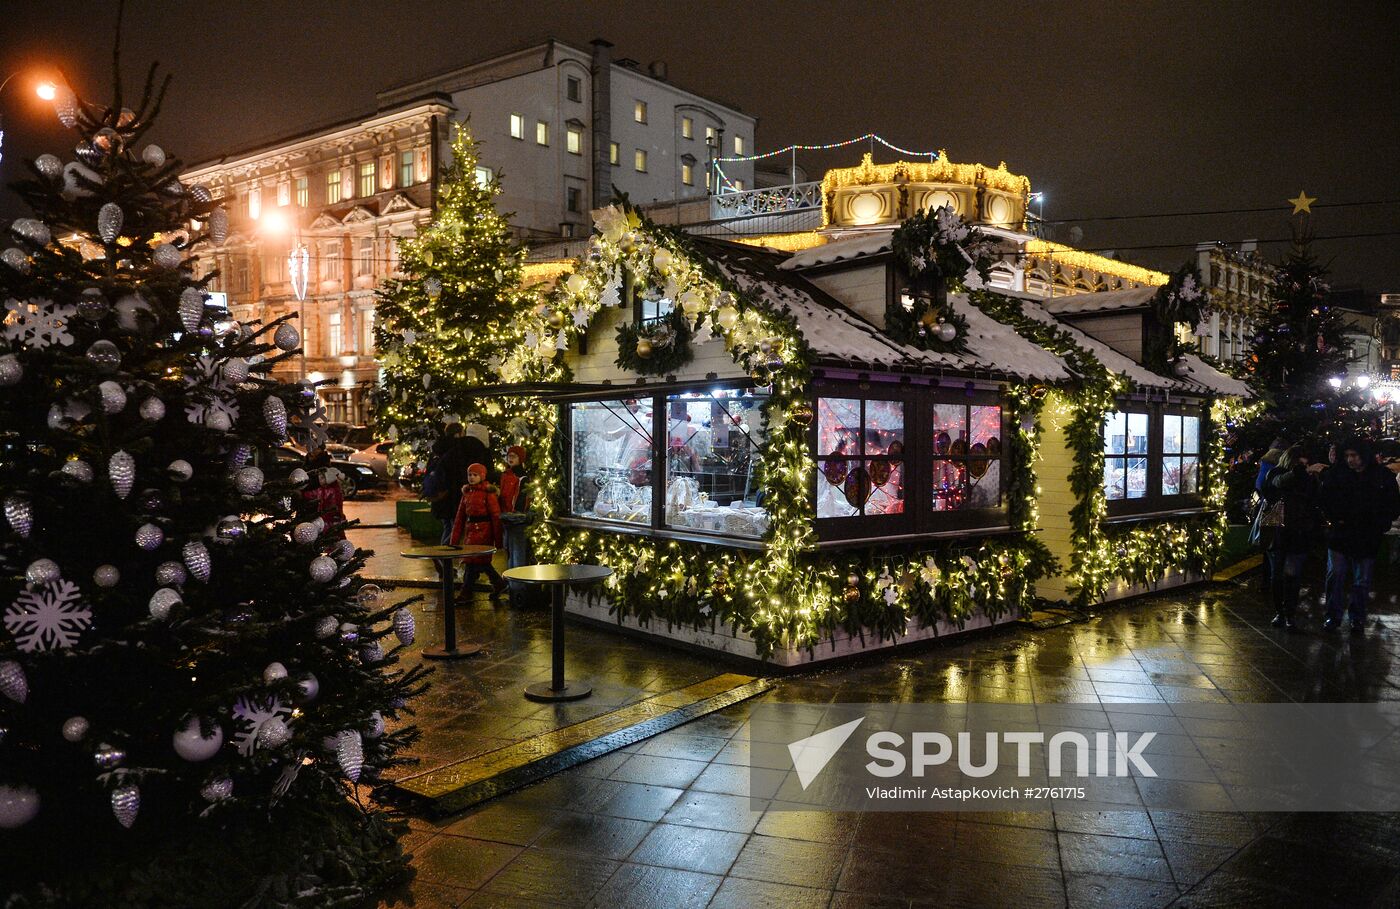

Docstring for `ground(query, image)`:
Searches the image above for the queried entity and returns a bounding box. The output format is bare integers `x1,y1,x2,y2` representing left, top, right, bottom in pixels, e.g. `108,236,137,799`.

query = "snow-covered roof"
1041,286,1158,315
696,238,1070,382
1173,353,1253,397
779,230,893,270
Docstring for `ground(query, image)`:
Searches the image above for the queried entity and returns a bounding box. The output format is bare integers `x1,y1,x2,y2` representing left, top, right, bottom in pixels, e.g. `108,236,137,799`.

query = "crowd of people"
1253,435,1400,633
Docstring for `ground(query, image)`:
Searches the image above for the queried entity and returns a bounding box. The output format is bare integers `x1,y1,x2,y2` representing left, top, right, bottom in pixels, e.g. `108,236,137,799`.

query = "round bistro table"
503,563,613,701
399,544,496,660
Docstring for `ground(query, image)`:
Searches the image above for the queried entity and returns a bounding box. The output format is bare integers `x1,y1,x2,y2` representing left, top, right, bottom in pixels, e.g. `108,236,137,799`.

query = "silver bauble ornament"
93,742,126,770
155,560,188,587
190,184,213,203
338,622,359,644
936,321,958,343
4,496,33,538
35,154,62,178
292,522,319,545
93,564,120,587
315,616,339,639
167,459,193,482
204,410,233,432
97,202,123,244
135,523,164,550
296,673,320,702
0,661,28,703
221,357,249,384
233,466,264,496
139,397,166,421
92,127,121,154
10,218,51,247
333,730,364,782
98,380,127,414
85,340,121,373
273,322,300,352
149,587,181,620
178,287,205,332
153,243,182,270
182,541,212,582
1174,359,1190,376
201,778,233,802
309,556,337,584
25,558,61,586
0,785,40,829
288,468,309,486
365,711,385,739
111,784,140,828
1,248,29,273
357,584,383,607
77,288,109,320
209,207,229,245
332,538,355,561
60,459,94,483
256,718,292,750
263,396,287,438
75,140,103,167
141,144,166,167
215,515,247,542
360,642,383,663
173,718,224,762
108,450,135,499
263,662,288,684
62,716,90,742
0,354,22,386
393,608,416,646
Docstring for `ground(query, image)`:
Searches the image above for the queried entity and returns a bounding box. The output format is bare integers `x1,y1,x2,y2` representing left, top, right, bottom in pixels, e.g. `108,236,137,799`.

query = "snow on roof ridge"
779,230,894,271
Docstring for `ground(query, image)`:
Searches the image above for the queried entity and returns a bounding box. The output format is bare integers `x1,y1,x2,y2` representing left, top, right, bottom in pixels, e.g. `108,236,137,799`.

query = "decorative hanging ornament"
155,561,188,587
141,144,166,167
35,154,62,178
292,522,319,545
51,83,78,126
287,243,309,301
315,616,339,639
148,587,181,620
635,338,654,358
167,459,193,482
25,558,60,587
85,339,121,372
204,410,233,432
264,396,288,439
0,660,27,703
365,711,385,739
4,496,33,537
309,556,337,584
0,354,21,387
60,460,94,484
1,248,29,273
936,320,958,343
234,466,264,496
108,450,135,499
5,578,92,651
216,515,247,542
111,784,140,828
361,641,383,663
339,622,359,644
0,785,40,829
172,718,225,762
10,218,52,247
93,742,125,770
423,277,442,301
296,673,319,702
135,523,164,550
97,202,123,244
332,730,364,782
288,468,309,486
201,778,233,802
152,243,182,270
209,207,229,245
98,380,127,414
274,322,300,351
393,608,416,646
77,288,109,320
93,565,120,588
178,287,205,332
256,718,292,750
221,357,249,384
182,541,212,582
716,305,739,332
62,716,90,742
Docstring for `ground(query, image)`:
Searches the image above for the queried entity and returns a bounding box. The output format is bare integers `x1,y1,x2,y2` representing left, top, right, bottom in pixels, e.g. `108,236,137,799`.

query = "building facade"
183,38,756,423
1191,241,1272,365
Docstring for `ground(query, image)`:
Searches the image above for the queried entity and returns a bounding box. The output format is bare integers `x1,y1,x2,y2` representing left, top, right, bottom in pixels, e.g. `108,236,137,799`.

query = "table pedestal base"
524,681,592,702
422,643,483,660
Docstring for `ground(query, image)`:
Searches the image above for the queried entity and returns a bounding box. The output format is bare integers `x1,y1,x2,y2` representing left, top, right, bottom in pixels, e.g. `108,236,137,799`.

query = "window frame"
681,116,694,139
682,162,694,186
566,76,582,103
510,113,524,140
535,120,549,146
294,175,308,207
358,161,376,198
634,149,648,173
609,142,619,166
399,150,414,187
634,100,647,123
1102,400,1206,518
566,126,582,156
326,309,343,358
325,170,342,205
566,186,582,214
734,135,745,155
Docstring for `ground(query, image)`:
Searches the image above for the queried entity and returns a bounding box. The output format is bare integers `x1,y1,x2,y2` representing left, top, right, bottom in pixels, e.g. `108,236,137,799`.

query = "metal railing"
710,181,822,220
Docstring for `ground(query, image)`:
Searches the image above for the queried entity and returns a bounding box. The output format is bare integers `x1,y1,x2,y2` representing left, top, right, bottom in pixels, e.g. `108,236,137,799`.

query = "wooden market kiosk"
510,160,1248,666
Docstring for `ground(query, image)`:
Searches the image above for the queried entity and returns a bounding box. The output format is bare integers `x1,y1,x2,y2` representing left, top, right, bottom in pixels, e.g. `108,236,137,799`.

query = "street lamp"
0,73,60,170
259,208,310,380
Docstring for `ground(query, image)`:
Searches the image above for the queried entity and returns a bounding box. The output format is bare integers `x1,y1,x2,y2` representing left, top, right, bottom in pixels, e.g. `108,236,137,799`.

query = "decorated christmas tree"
372,123,539,458
0,57,425,905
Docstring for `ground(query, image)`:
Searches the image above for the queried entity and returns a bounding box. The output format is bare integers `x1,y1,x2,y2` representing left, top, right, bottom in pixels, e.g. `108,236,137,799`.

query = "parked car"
349,440,395,479
273,445,382,499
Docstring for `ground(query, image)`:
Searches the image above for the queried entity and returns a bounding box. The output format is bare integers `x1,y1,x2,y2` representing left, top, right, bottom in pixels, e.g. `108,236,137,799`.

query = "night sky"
4,1,1398,290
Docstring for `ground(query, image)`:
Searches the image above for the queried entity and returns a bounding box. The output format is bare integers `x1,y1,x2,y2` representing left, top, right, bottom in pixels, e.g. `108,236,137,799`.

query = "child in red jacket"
449,462,505,599
500,445,529,513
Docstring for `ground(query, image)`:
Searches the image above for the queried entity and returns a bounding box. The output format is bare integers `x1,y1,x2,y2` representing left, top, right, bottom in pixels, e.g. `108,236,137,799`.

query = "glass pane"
570,399,654,523
864,460,905,515
1104,412,1126,455
864,400,904,456
1181,456,1199,493
1104,457,1125,500
1162,456,1182,495
932,459,966,511
1163,414,1182,455
965,458,1001,509
663,389,770,537
970,405,1002,449
933,403,968,457
818,398,861,458
1126,456,1148,499
1126,412,1149,455
817,463,860,518
1182,416,1200,455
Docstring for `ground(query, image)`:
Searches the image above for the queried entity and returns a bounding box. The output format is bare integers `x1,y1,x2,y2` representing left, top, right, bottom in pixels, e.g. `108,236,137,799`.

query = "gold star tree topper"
1289,191,1316,214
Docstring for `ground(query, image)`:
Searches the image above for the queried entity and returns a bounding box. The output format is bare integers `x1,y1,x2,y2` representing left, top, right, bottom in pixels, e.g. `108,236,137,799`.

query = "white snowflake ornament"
3,298,76,349
230,695,294,756
4,580,92,652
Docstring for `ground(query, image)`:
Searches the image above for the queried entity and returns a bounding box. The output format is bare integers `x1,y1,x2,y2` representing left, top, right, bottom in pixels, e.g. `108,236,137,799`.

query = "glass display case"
569,398,655,524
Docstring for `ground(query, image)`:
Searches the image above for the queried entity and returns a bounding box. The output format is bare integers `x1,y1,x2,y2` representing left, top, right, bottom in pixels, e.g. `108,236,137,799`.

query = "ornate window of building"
326,310,342,357
360,308,375,354
319,241,339,282
295,176,308,207
399,150,414,187
326,170,342,205
355,237,374,277
247,187,261,220
277,181,290,207
358,161,376,198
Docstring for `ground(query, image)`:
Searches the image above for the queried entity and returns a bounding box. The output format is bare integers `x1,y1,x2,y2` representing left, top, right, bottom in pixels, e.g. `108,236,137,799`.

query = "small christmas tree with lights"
372,123,542,457
0,55,425,906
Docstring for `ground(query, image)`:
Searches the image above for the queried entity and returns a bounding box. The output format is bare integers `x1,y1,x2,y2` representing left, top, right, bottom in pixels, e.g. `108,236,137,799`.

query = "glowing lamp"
35,81,57,101
1328,376,1342,389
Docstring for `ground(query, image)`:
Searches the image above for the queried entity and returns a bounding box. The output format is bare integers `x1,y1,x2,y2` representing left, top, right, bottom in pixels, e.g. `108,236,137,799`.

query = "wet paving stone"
628,822,748,875
728,834,848,890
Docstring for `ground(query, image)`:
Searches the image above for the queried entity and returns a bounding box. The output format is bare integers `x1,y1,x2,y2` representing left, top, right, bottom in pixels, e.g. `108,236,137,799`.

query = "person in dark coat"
428,424,469,544
1259,446,1321,631
1319,437,1400,634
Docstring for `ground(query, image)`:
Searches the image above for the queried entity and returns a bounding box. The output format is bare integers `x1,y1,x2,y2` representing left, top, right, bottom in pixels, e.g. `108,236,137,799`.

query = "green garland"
1144,263,1208,373
886,205,992,353
614,308,694,375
